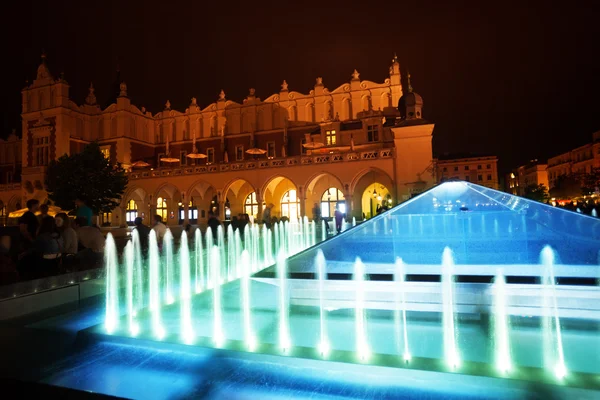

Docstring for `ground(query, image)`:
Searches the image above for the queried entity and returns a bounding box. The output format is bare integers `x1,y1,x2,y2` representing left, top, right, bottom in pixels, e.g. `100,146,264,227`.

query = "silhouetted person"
134,217,151,255
312,202,321,223
75,196,93,226
207,211,221,241
334,203,345,234
34,216,63,277
19,199,39,252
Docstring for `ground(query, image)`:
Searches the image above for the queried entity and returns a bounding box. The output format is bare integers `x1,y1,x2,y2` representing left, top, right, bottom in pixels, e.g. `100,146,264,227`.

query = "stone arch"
381,91,392,108
305,103,315,122
304,172,346,220
260,174,300,219
186,179,217,222
342,97,352,120
351,168,395,219
153,183,182,225
223,178,258,219
8,195,21,212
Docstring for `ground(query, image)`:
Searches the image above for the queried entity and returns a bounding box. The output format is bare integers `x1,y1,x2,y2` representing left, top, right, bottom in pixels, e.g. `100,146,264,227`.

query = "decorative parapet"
128,149,395,180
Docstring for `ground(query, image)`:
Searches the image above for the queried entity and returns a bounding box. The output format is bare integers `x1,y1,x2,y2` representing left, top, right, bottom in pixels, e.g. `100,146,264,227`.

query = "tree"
523,183,549,203
580,168,600,196
45,142,128,214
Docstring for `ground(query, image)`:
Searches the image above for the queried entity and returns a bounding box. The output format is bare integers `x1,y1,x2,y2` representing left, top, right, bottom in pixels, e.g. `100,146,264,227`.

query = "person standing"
75,196,93,226
334,203,345,234
19,199,39,250
207,211,221,241
152,214,167,247
55,213,78,271
134,217,151,255
262,203,273,229
312,203,321,223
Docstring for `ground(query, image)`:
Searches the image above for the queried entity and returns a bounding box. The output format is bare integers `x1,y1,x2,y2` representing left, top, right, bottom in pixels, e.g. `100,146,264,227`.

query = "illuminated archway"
244,192,260,219
361,183,391,219
261,175,299,219
223,178,256,220
321,188,345,218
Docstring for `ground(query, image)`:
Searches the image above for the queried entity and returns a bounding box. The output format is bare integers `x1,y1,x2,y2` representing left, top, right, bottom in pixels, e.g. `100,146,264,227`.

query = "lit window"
267,142,275,159
236,145,244,161
244,192,259,219
367,125,379,142
156,197,168,221
126,199,138,224
326,130,337,146
207,148,214,164
321,188,345,218
99,212,112,226
100,146,110,161
281,190,300,220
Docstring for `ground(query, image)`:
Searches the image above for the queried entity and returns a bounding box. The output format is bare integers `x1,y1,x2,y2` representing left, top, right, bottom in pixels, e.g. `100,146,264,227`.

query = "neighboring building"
547,131,600,189
0,53,436,226
435,155,499,189
506,160,548,196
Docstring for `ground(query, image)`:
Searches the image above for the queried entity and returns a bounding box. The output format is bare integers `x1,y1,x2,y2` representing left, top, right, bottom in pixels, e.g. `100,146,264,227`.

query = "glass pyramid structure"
281,181,600,274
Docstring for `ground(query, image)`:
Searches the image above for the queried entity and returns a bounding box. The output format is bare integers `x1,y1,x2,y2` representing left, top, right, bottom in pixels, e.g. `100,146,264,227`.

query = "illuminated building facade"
506,160,548,196
435,155,499,190
547,131,600,190
0,54,436,226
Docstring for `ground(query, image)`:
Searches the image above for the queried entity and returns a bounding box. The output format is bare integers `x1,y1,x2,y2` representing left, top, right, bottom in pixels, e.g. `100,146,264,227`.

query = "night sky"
2,1,599,176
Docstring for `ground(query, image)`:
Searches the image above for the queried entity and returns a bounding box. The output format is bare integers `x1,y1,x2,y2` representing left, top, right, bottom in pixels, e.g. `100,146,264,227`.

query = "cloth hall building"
0,54,435,227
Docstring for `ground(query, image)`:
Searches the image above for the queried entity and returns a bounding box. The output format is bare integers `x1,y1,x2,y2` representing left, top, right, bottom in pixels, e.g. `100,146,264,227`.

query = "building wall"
547,132,600,190
506,163,548,196
435,156,499,189
2,54,436,225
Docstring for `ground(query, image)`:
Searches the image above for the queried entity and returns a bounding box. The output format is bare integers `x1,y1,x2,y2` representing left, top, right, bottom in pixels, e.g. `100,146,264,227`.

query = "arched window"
244,192,259,219
321,188,345,218
156,197,168,222
281,189,300,220
100,212,112,226
126,199,138,225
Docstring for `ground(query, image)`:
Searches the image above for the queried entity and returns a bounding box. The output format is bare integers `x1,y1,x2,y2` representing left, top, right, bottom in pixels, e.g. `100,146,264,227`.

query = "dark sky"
2,1,600,175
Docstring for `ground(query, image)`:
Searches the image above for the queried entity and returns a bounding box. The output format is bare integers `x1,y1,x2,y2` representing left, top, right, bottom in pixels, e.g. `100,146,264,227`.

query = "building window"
236,145,244,161
207,148,214,164
367,125,379,142
477,165,482,170
464,165,469,171
156,197,168,222
126,199,138,225
100,146,110,161
454,166,458,172
321,188,345,218
487,174,492,181
325,130,337,146
301,138,307,155
244,192,259,219
99,212,112,226
478,175,483,181
486,164,491,169
33,136,49,166
281,189,300,220
443,167,447,172
267,142,275,159
180,151,187,166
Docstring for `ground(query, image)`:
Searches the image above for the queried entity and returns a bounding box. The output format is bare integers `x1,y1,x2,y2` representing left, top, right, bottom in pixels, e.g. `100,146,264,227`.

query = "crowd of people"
0,197,106,284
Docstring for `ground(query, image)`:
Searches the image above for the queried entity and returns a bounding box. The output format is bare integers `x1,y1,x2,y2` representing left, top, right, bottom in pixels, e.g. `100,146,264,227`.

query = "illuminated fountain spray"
262,224,270,268
274,222,280,253
592,208,598,218
442,247,460,370
252,224,260,271
194,228,204,293
352,216,356,227
149,231,165,339
131,229,144,314
316,250,329,357
541,246,567,379
180,232,194,344
394,257,411,362
205,231,214,289
164,229,175,305
321,219,326,242
211,246,225,347
576,207,582,213
493,268,511,374
124,241,138,336
240,250,256,351
217,226,226,283
235,229,243,278
105,233,119,334
227,224,236,281
354,257,370,361
278,250,291,352
303,216,310,249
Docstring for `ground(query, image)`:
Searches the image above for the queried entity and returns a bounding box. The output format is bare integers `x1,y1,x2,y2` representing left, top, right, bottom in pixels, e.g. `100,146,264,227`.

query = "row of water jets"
105,220,569,379
105,218,317,343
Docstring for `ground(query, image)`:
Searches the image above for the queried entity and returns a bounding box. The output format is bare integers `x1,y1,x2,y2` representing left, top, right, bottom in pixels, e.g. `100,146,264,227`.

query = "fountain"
441,247,460,370
493,269,511,374
104,233,119,334
194,228,204,293
321,219,326,242
164,229,175,305
394,257,410,362
592,208,598,218
352,216,356,227
227,224,236,281
124,241,138,336
132,229,144,314
240,250,256,351
316,250,329,357
354,257,370,361
148,231,165,339
211,246,225,347
179,233,194,344
278,250,291,352
541,246,567,379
